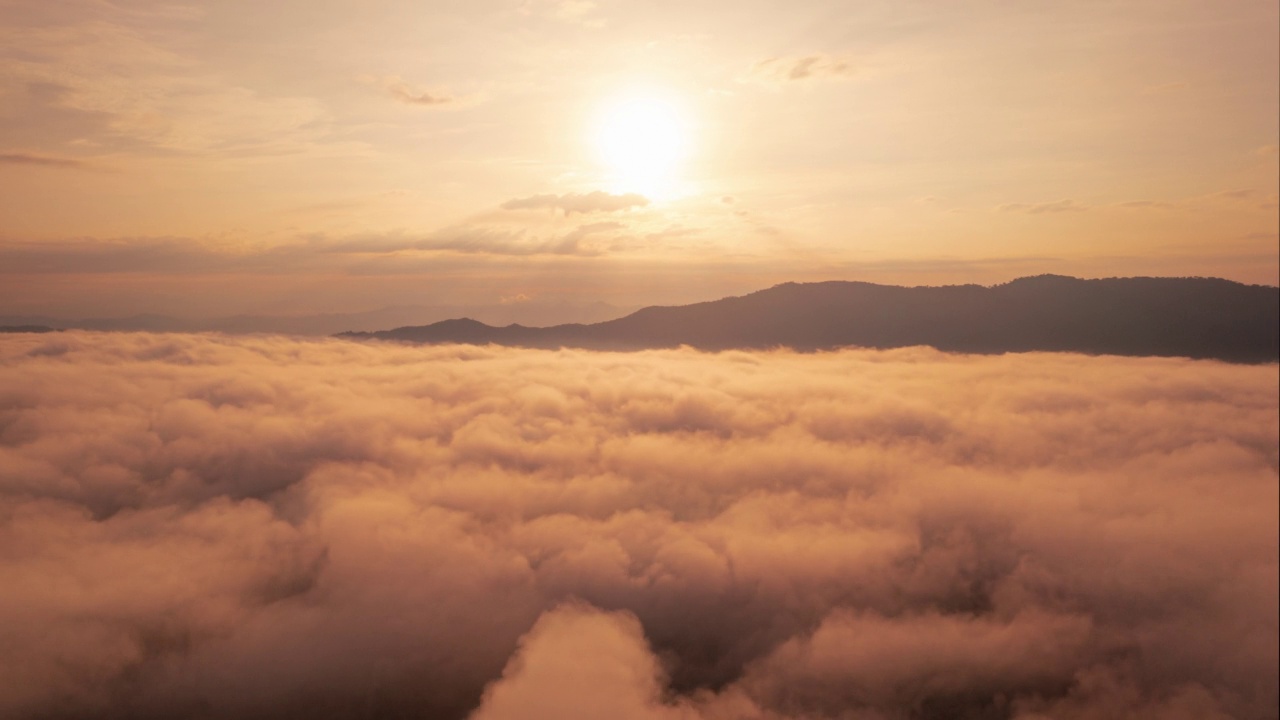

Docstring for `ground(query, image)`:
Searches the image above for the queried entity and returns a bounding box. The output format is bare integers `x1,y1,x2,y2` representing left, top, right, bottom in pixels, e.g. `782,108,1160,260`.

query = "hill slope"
340,275,1280,362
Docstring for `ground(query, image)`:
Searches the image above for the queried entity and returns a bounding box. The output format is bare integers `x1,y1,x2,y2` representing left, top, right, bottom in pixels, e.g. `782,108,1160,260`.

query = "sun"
592,92,690,200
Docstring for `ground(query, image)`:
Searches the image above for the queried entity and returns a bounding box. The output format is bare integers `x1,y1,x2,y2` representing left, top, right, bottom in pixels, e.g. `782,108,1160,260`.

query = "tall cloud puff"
0,332,1275,719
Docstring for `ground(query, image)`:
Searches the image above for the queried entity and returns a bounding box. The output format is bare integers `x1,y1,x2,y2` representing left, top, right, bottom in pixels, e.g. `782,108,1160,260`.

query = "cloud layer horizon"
1,333,1276,719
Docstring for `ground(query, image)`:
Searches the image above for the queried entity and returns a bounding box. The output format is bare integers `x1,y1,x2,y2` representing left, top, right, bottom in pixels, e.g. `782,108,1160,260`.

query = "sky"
0,0,1277,320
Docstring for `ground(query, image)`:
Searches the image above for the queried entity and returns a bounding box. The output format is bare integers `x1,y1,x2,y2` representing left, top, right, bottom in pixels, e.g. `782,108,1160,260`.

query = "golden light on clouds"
0,2,1276,718
592,90,692,200
0,332,1275,718
0,0,1275,313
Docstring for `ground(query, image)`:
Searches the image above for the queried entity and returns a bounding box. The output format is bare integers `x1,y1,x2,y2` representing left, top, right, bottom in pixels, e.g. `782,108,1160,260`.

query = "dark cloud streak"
387,83,454,106
0,152,91,169
749,53,855,84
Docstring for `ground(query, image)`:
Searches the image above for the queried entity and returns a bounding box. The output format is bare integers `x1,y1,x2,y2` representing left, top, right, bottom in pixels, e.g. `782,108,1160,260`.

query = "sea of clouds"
0,332,1276,720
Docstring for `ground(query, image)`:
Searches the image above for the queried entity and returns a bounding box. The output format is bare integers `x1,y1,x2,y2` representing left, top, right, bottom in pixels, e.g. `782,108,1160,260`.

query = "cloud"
0,237,367,275
748,54,856,85
1107,190,1274,213
0,223,622,277
0,332,1275,719
0,152,91,169
384,78,454,106
335,222,623,259
501,191,650,215
0,22,330,157
0,237,248,275
469,605,692,720
1115,199,1175,210
999,199,1089,214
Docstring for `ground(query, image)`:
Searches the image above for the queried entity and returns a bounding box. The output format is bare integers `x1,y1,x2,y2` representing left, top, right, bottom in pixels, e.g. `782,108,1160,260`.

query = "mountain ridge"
338,275,1279,363
0,300,631,337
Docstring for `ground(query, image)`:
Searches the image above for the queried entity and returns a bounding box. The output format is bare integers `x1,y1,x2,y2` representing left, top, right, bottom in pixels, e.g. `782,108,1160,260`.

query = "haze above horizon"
1,0,1276,320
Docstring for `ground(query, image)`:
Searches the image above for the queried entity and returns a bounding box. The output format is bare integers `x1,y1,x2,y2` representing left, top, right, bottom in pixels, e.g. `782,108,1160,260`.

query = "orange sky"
1,0,1276,319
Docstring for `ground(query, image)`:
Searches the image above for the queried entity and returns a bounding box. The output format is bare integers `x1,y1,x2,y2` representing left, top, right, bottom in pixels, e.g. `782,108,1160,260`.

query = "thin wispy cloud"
1116,199,1175,210
748,53,856,84
501,191,650,214
0,152,91,169
386,80,455,106
999,199,1089,214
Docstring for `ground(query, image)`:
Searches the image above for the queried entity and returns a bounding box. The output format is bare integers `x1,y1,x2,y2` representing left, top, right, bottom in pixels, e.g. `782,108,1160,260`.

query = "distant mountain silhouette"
0,301,630,337
340,275,1280,363
0,325,59,334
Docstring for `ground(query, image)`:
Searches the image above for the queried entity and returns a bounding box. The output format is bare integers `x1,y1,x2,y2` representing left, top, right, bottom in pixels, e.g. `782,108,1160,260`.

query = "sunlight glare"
593,92,690,200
